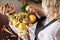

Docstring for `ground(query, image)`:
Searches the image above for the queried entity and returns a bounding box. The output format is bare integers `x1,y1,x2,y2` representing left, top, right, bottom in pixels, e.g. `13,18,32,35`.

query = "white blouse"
29,21,60,40
38,21,60,40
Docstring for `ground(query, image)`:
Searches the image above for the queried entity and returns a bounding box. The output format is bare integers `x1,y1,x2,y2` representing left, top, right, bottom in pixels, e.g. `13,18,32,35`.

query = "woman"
20,0,60,40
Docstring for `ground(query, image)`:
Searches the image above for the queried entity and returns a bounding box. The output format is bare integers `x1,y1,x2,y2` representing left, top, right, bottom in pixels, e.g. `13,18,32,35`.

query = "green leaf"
21,3,29,12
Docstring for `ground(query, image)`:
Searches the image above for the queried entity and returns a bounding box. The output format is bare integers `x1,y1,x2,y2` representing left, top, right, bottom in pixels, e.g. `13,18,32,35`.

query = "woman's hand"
26,5,46,17
20,29,30,40
26,5,41,18
26,5,36,14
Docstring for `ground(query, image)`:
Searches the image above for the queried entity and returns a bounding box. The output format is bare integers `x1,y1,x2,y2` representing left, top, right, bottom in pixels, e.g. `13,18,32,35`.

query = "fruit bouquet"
9,3,38,37
0,1,39,39
10,11,37,36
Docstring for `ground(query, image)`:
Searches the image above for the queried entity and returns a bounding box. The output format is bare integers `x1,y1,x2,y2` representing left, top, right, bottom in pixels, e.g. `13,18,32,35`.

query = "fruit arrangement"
10,12,36,36
11,12,36,26
0,2,37,37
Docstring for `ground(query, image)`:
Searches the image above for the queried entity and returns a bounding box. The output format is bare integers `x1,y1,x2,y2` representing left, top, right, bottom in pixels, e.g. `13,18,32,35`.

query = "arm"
34,8,46,17
26,5,46,18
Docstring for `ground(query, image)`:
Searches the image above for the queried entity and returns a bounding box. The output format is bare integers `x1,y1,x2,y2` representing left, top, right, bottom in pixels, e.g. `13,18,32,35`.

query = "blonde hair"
43,0,60,21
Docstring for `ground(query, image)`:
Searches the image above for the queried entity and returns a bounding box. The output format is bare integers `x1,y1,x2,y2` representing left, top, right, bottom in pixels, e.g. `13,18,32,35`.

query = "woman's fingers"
20,30,29,40
26,5,36,14
23,30,29,36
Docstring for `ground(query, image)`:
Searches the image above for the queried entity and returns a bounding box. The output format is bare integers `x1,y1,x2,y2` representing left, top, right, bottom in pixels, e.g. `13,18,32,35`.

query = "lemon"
17,32,22,37
13,19,18,26
29,15,36,23
18,23,26,30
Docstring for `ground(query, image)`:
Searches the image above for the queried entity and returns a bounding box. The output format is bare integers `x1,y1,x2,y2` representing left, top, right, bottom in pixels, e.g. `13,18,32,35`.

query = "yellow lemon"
13,19,18,26
29,15,36,23
18,23,26,30
17,32,22,37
